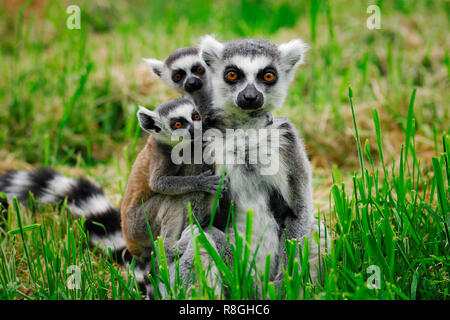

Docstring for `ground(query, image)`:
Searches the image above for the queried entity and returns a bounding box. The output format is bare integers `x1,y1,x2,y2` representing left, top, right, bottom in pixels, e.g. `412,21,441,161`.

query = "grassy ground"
0,0,448,299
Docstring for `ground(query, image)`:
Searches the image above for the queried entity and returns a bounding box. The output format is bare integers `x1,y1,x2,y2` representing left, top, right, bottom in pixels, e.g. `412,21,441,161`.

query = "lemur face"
143,47,208,95
200,36,308,114
137,98,202,146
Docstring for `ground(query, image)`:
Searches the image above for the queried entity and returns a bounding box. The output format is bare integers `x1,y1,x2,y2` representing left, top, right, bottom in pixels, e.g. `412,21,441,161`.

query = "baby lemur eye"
196,66,205,74
172,73,183,82
173,121,182,129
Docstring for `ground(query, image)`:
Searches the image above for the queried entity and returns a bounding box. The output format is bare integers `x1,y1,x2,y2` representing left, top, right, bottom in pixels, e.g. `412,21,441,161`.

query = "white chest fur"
212,125,291,273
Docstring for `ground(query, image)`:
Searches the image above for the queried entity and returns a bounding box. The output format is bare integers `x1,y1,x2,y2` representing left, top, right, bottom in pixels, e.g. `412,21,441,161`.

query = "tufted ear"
142,58,164,78
199,34,224,69
137,106,162,135
278,39,309,73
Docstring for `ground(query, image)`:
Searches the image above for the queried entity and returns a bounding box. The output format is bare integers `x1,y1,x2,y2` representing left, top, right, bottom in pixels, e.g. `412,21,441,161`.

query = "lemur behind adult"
143,47,218,125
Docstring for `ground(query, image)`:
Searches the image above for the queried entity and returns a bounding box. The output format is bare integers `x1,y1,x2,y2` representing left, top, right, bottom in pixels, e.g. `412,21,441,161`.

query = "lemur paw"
199,169,213,177
198,170,221,194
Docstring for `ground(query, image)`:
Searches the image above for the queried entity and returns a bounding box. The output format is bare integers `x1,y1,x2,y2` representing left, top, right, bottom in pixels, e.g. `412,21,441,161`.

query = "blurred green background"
0,0,448,199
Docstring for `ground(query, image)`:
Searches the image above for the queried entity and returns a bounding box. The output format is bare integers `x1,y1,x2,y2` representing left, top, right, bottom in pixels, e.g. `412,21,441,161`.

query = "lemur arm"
273,118,314,282
149,163,220,195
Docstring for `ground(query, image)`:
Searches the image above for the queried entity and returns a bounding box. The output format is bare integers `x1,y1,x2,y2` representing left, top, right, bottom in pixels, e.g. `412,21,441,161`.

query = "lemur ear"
137,106,162,134
278,39,309,73
199,34,224,68
142,58,164,78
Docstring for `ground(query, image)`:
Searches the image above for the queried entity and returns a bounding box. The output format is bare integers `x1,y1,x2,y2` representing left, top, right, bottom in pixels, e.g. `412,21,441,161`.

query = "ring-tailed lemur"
121,98,220,260
143,47,215,121
199,35,329,285
121,98,230,298
0,167,132,264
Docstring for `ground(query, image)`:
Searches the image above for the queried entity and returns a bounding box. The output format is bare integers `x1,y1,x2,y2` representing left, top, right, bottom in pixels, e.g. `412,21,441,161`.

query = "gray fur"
222,38,280,60
165,47,199,67
150,170,220,195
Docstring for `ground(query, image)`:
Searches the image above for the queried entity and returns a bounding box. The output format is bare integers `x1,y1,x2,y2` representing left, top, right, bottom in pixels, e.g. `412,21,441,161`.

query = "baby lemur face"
199,35,308,115
137,98,201,146
143,47,208,95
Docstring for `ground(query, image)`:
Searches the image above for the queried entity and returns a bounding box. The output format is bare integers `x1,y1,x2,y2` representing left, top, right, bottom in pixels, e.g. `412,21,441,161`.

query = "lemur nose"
243,93,257,101
185,77,203,93
237,84,264,110
242,84,258,100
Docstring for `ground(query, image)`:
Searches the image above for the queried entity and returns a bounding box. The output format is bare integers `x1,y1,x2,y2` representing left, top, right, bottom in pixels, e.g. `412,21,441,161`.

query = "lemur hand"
197,170,221,194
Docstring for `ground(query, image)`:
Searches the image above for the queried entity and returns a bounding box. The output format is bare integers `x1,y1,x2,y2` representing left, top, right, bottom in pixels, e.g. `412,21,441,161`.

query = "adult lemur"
199,35,328,283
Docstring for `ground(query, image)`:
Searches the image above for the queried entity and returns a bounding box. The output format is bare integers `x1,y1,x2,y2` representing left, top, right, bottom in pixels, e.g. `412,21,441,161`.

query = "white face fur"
199,35,308,118
143,53,208,95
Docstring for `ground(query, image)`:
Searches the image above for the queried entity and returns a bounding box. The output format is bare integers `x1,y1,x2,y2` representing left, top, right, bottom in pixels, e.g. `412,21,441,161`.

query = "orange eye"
226,71,238,81
197,66,205,74
173,122,182,129
173,74,182,82
263,72,275,82
193,113,201,121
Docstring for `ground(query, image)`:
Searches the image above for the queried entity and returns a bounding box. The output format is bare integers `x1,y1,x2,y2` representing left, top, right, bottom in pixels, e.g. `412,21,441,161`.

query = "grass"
0,0,449,300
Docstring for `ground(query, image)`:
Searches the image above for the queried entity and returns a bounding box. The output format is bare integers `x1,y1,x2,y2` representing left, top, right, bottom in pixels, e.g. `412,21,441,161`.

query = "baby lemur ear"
137,106,162,134
199,34,224,69
278,39,309,73
142,58,164,78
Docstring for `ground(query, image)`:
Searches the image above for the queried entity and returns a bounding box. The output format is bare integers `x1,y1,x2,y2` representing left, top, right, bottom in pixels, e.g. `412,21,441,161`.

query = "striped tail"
0,167,133,266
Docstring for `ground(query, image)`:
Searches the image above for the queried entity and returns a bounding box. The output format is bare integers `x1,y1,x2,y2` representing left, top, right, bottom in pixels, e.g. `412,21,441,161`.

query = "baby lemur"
121,98,219,262
121,98,231,298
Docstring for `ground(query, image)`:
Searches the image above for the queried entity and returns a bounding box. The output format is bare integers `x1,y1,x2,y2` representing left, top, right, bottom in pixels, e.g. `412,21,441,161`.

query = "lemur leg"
122,195,168,298
122,196,163,257
159,199,187,263
305,217,331,283
160,225,228,299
